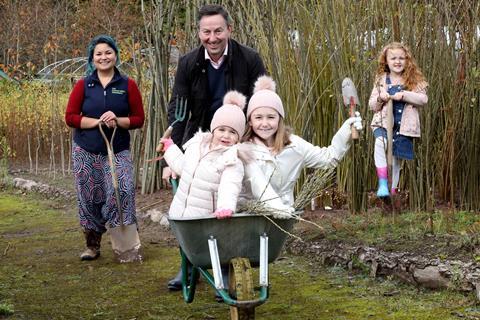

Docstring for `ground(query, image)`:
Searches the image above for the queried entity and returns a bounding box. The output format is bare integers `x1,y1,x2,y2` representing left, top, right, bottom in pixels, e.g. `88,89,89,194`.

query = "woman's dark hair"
197,4,231,25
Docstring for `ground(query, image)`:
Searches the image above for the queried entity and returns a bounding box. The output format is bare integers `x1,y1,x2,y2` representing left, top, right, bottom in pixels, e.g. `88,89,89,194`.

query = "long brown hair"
242,117,292,154
376,42,428,90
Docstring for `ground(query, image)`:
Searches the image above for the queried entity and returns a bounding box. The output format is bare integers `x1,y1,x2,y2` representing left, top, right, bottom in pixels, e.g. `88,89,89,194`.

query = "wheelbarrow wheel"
229,257,255,320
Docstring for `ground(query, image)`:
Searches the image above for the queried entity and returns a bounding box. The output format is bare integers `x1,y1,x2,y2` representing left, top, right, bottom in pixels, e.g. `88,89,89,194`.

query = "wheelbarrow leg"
259,234,269,288
208,236,225,289
180,249,199,303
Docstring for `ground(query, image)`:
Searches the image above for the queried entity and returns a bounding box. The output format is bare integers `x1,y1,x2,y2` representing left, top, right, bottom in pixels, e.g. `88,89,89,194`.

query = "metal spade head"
341,77,360,106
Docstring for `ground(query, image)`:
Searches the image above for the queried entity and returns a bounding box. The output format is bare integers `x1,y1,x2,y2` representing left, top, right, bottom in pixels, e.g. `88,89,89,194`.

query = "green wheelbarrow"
168,181,296,319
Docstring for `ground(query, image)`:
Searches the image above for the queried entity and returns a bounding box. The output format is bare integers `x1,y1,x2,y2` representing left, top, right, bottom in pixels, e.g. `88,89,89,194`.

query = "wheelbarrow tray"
169,214,296,268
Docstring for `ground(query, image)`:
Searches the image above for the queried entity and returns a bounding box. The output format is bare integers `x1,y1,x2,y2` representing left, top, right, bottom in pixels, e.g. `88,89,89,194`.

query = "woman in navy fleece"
65,35,144,262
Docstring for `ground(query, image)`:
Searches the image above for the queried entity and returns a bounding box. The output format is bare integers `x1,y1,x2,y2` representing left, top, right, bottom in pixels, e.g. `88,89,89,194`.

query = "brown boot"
80,229,102,261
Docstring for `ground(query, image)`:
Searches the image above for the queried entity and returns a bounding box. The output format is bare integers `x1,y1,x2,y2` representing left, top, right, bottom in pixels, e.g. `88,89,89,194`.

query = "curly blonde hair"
376,42,427,90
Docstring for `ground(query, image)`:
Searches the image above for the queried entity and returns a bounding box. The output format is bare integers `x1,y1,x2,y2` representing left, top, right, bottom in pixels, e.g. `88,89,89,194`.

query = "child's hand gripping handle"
341,78,360,140
155,126,173,153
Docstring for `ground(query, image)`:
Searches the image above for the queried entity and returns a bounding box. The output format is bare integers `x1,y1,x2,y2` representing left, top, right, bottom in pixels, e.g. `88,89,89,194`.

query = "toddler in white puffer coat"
160,91,246,219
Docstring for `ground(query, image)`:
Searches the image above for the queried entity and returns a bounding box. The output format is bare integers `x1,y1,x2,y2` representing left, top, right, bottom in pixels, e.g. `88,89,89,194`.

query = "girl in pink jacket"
160,91,246,219
369,42,428,197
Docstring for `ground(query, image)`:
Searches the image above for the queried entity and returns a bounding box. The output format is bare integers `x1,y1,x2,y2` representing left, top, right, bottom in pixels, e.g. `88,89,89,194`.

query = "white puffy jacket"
164,132,244,218
240,123,352,212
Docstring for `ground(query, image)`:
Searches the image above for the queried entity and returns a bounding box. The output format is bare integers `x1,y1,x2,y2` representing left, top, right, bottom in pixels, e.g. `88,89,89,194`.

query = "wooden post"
229,258,255,319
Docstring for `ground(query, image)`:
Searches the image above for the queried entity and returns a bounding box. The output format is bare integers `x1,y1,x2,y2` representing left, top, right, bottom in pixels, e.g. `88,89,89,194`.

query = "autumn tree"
0,0,144,79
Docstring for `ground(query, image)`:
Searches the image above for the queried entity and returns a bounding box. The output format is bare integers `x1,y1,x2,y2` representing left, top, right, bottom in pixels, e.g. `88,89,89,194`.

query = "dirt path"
1,188,478,319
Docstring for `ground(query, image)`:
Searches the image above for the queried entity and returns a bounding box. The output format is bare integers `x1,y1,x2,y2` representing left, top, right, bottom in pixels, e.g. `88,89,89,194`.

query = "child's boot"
376,167,389,198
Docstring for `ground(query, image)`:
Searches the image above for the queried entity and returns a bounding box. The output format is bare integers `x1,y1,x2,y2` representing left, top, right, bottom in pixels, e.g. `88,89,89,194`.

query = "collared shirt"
204,44,228,69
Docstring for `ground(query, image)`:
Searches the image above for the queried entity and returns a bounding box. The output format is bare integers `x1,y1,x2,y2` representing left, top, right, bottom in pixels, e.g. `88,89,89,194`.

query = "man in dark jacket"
165,3,266,292
167,5,265,147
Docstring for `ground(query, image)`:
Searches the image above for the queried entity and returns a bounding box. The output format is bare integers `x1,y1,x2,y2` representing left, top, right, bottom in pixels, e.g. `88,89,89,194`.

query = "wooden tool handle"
351,125,359,140
386,99,394,171
155,126,173,153
350,102,359,140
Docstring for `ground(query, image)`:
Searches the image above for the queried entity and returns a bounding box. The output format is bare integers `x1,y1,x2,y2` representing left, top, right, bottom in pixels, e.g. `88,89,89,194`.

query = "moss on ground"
0,189,478,319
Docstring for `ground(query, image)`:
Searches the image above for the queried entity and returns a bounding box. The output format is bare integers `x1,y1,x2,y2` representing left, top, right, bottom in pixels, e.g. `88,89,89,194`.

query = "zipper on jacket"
184,150,203,211
212,192,216,212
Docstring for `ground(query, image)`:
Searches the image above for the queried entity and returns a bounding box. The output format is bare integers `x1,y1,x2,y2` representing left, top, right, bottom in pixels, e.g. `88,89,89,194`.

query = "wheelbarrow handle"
155,126,173,153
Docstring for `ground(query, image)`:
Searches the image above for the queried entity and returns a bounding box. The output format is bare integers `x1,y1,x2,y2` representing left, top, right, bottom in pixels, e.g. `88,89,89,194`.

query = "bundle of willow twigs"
238,168,335,215
237,168,335,239
293,168,335,210
237,200,303,241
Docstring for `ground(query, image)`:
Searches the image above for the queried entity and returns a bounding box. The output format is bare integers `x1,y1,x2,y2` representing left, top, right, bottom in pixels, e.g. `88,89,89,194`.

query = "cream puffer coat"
164,132,244,218
239,122,352,213
369,73,428,137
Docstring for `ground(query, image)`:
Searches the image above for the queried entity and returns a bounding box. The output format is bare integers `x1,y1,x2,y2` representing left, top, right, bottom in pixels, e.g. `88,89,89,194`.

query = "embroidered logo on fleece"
112,88,125,95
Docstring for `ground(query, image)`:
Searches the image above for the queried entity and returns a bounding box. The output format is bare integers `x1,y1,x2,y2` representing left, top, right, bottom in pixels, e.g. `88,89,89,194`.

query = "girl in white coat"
160,91,247,219
240,76,363,218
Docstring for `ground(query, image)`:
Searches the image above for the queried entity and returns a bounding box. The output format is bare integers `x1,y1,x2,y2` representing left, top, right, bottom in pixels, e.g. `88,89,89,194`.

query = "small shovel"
341,77,360,139
341,77,362,213
99,123,141,263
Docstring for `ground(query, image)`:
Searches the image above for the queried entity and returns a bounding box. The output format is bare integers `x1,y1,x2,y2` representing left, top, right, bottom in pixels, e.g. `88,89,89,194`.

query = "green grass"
0,302,14,316
0,189,478,319
319,210,479,247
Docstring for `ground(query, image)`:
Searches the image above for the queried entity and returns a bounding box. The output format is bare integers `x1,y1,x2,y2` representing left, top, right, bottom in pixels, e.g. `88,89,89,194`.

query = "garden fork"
155,97,187,153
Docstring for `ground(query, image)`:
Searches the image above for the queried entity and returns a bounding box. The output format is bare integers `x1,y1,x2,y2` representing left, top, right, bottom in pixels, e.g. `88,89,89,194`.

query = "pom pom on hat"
223,90,247,110
210,90,247,138
247,75,284,118
253,75,276,93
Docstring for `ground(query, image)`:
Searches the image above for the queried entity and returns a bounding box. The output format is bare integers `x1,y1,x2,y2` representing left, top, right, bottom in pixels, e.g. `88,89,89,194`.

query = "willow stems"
140,0,176,194
0,1,478,211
